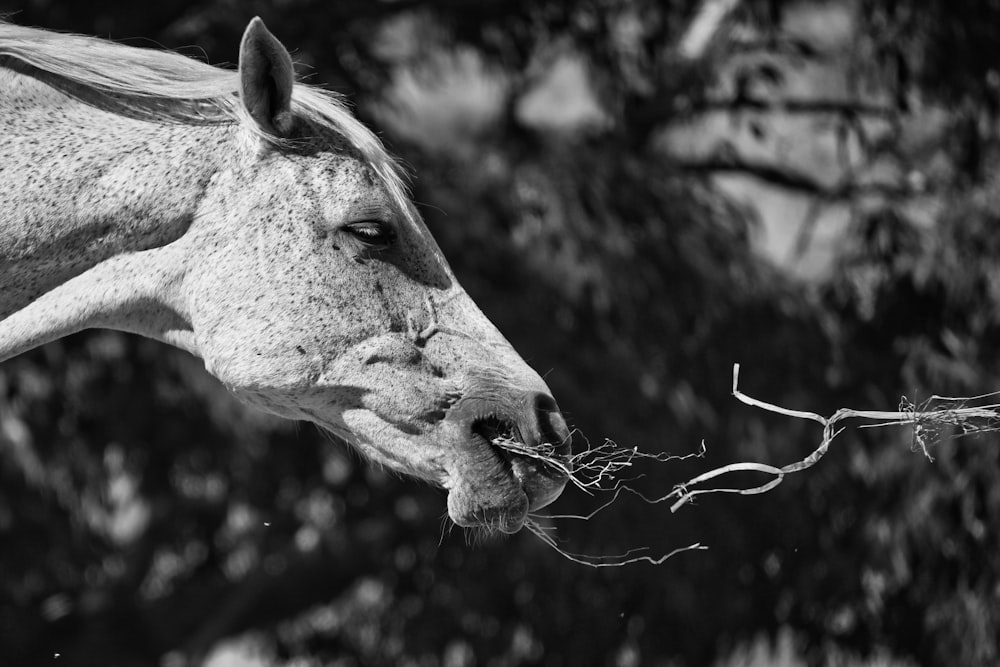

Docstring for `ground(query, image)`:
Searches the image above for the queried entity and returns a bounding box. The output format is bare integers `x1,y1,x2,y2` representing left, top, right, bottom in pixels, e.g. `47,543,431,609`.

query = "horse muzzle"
443,383,572,533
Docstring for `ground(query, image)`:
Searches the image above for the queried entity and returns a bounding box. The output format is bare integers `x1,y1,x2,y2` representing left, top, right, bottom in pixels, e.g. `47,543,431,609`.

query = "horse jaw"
298,329,572,534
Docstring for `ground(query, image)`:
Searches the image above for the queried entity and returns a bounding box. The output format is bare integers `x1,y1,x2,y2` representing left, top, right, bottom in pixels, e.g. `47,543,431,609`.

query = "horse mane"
0,21,414,218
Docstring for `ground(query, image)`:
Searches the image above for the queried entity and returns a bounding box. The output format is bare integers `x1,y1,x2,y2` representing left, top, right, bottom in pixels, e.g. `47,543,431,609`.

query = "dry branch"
499,363,1000,567
669,364,1000,510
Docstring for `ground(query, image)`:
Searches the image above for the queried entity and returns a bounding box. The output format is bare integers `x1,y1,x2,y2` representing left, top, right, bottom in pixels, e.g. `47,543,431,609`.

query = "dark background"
2,1,1000,665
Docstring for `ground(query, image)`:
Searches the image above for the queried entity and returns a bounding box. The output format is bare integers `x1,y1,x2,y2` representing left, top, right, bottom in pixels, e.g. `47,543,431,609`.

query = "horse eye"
343,220,395,248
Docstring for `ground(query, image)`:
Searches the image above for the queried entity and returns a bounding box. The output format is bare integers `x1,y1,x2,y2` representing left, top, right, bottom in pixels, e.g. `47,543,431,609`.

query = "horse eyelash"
344,221,395,247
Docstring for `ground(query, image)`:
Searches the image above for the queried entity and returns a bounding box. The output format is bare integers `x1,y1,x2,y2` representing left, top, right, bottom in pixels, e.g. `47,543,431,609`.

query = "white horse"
0,18,570,534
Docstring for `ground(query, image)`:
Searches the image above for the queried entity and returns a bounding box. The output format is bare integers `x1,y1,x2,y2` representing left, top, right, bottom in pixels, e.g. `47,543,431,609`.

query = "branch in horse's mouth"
473,416,572,487
471,416,519,470
471,415,518,444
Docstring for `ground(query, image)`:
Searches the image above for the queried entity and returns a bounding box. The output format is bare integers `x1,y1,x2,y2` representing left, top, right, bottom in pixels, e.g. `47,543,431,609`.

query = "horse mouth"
445,415,569,533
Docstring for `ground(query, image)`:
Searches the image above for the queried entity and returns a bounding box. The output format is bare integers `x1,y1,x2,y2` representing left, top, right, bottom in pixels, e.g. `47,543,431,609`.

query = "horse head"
180,19,571,533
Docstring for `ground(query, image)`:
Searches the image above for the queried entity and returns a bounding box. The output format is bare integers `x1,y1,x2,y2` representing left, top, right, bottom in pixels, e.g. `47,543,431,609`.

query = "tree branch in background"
694,96,897,118
675,152,917,199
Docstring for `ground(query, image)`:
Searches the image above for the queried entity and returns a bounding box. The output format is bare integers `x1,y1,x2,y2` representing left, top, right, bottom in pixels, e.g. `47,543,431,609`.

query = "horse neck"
0,67,236,319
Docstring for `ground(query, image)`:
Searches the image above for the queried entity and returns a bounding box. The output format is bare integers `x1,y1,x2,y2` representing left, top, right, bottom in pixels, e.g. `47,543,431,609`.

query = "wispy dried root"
493,431,707,567
524,517,707,567
493,363,1000,567
493,430,703,494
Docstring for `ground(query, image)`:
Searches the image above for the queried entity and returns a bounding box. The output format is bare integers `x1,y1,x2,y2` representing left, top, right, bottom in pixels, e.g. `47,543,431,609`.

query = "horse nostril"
534,393,572,456
534,393,558,415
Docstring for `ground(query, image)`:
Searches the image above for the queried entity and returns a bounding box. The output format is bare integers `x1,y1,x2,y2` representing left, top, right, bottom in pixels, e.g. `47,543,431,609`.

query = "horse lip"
322,399,568,531
439,429,530,531
479,432,567,512
509,455,569,511
465,413,570,515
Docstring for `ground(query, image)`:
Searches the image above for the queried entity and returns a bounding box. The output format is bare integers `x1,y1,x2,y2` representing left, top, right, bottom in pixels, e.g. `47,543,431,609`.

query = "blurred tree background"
2,0,1000,665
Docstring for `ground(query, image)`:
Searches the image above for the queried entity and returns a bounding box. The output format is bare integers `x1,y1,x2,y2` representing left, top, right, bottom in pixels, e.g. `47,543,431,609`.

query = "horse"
0,17,570,534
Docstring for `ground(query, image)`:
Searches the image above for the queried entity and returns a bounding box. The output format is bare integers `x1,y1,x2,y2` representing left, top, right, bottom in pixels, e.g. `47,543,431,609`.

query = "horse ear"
238,17,295,137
